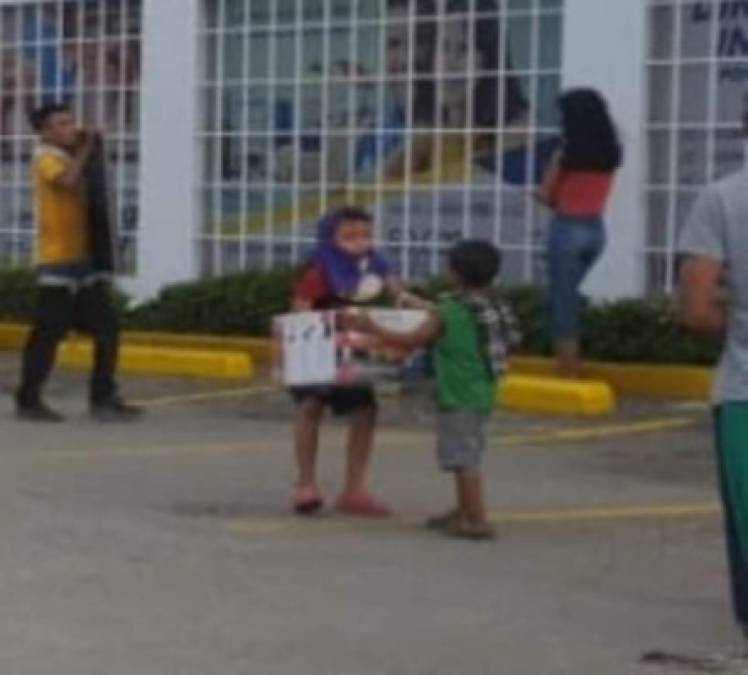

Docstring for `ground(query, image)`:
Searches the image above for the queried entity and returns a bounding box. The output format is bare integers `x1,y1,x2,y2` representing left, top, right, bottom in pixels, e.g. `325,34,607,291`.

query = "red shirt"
552,170,614,217
294,265,333,308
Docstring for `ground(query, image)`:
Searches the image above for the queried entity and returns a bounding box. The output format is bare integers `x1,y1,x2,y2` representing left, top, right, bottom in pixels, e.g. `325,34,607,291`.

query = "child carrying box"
289,206,424,517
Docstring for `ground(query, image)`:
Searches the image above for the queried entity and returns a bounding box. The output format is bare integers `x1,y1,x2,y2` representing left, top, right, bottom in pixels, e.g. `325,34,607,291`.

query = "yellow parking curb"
0,322,713,395
123,331,273,365
57,340,253,380
0,323,271,366
512,356,712,400
498,374,616,416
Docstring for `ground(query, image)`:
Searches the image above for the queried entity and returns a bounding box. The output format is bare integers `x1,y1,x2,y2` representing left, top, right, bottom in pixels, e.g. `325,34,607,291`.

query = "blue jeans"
547,215,606,342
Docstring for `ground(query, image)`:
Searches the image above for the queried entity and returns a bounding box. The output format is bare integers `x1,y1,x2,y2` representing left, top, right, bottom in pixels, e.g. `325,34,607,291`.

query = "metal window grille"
0,0,142,274
645,0,747,295
198,0,563,283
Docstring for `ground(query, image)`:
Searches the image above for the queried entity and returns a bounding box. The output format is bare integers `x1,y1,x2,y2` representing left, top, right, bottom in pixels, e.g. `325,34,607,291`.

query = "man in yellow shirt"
15,103,142,422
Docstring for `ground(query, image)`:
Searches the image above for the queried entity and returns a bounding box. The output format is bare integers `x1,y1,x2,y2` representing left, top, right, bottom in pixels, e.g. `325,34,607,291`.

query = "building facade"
0,0,742,300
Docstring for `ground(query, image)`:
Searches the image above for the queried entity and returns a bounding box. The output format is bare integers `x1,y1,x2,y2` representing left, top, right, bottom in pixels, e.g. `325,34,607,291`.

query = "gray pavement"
0,353,742,675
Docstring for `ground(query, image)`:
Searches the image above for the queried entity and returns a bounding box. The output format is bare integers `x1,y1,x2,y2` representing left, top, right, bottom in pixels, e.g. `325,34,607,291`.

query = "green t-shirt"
434,297,496,412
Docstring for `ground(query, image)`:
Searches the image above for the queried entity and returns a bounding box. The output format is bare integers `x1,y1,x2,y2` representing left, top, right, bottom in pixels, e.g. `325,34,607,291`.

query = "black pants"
17,281,120,407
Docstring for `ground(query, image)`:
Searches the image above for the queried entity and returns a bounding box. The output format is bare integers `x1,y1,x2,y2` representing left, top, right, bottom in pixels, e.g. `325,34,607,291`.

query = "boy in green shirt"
349,240,518,539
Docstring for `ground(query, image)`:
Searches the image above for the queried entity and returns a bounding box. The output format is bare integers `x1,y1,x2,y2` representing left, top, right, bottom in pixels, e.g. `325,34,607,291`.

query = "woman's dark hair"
559,88,622,172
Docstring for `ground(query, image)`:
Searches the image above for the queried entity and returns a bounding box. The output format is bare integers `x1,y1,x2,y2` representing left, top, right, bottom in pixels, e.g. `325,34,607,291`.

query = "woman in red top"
537,89,622,377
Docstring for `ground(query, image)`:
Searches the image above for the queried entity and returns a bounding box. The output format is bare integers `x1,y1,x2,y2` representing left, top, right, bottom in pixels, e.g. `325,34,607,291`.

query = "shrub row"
0,268,721,365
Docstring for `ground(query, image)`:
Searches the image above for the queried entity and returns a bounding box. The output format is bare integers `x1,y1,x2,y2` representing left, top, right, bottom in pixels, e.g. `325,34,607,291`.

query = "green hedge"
0,267,722,365
126,267,296,336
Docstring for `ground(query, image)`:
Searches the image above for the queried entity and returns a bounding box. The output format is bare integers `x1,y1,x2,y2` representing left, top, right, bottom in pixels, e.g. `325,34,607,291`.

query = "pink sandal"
292,483,324,515
335,491,392,518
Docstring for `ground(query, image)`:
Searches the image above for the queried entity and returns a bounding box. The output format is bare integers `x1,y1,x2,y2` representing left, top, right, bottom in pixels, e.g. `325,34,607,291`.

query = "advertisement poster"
208,0,562,278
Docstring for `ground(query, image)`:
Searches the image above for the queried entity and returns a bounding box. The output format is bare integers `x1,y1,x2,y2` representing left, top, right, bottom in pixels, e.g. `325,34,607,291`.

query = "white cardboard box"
272,309,428,387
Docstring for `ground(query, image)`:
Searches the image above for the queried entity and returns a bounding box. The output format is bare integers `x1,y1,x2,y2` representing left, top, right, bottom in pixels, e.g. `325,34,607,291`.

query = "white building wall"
561,0,648,299
127,0,200,299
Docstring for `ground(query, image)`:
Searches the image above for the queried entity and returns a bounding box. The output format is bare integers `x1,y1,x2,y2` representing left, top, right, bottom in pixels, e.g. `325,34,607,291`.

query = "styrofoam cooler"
272,308,429,387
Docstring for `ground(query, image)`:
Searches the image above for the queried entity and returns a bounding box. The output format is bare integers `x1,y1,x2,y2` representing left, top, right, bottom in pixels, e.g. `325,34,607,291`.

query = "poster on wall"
211,0,562,278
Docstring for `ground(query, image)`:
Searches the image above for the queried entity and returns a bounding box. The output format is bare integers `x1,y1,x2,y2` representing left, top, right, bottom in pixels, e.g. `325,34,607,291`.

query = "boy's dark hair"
29,103,70,132
449,240,501,288
334,206,372,223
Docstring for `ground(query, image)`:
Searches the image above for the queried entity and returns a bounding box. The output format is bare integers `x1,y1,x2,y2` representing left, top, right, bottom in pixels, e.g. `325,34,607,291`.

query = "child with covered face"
289,206,423,517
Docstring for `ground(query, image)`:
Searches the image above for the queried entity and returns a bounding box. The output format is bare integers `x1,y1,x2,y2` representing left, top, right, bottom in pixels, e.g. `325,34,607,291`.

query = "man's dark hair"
449,239,501,288
28,102,70,132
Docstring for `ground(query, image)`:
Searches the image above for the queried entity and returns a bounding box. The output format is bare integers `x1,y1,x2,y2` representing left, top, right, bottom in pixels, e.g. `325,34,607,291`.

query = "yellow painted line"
484,502,720,525
672,401,710,412
133,384,277,408
224,501,722,538
494,416,699,446
376,416,701,449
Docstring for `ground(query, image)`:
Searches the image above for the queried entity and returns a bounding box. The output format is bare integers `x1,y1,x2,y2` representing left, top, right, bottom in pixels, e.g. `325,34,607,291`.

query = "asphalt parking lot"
0,352,741,675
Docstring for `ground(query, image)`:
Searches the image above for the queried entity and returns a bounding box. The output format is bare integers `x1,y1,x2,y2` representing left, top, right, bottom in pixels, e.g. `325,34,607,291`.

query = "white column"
125,0,200,300
561,0,648,299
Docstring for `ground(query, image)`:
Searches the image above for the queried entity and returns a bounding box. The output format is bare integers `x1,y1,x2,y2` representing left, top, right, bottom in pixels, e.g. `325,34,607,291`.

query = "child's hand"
396,290,434,310
340,310,376,333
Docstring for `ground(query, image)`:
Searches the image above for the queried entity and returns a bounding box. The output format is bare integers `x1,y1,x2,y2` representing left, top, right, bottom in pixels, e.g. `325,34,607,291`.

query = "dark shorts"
290,385,377,416
437,411,489,471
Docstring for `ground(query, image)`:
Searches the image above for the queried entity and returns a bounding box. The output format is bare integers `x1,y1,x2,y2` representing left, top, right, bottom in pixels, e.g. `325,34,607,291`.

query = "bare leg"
455,468,488,526
336,405,391,517
555,339,582,379
294,397,324,488
343,405,377,495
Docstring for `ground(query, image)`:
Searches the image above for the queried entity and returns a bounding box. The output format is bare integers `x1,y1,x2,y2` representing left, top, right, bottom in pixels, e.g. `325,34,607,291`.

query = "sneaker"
443,519,496,541
292,483,324,515
335,491,392,518
16,401,65,423
90,398,144,422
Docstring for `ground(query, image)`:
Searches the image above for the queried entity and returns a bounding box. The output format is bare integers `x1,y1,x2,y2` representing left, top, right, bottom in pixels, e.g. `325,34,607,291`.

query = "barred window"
0,0,142,273
646,0,748,294
199,0,563,282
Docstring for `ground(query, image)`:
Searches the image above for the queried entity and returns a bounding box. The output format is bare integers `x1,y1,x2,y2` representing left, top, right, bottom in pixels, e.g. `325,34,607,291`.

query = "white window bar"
212,0,225,276
523,0,540,283
493,0,508,273
237,0,250,271
431,0,446,277
263,0,278,268
400,0,417,278
462,0,477,243
290,0,303,263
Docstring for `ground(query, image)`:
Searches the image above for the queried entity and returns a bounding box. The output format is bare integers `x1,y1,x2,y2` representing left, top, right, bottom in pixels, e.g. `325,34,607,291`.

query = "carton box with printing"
272,308,429,386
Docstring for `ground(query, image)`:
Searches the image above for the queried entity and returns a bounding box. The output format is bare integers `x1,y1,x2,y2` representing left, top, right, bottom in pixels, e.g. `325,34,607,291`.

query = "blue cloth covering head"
313,207,390,297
